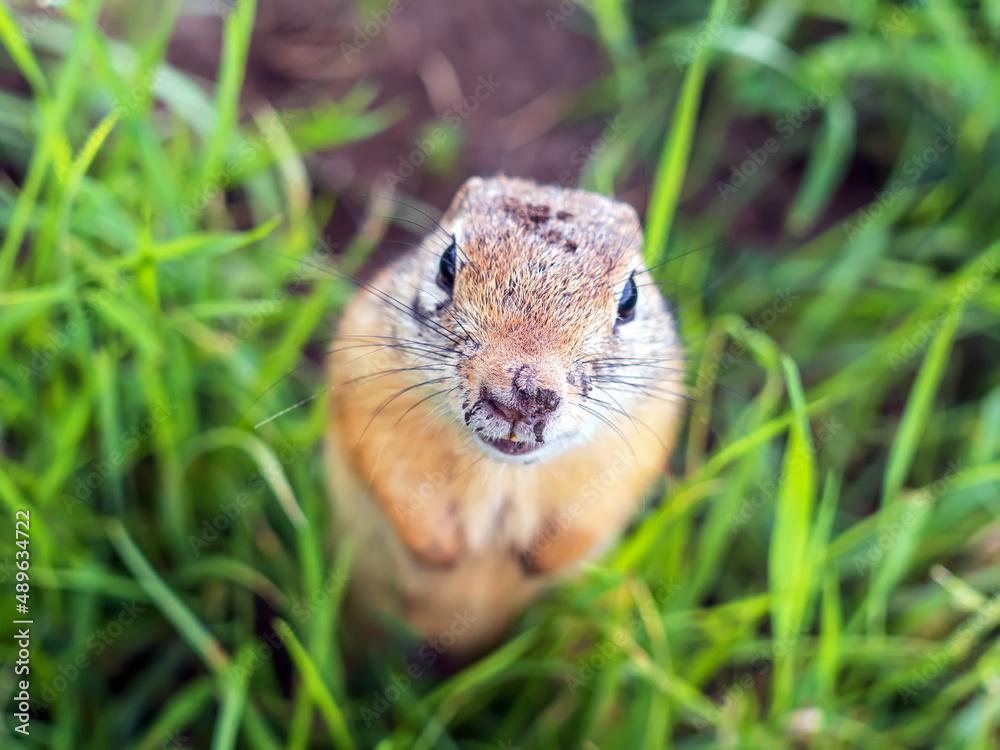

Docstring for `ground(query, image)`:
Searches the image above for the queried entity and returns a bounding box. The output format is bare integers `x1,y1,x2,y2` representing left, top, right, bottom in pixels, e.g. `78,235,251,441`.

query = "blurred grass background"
1,0,999,748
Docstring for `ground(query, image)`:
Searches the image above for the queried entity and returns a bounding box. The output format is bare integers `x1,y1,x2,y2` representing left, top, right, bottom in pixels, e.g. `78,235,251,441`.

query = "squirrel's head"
379,176,683,465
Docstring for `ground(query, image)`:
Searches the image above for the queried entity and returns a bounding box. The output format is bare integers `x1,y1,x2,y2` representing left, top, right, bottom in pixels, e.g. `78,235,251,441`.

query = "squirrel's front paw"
518,518,598,576
517,547,541,576
394,500,465,568
410,530,465,567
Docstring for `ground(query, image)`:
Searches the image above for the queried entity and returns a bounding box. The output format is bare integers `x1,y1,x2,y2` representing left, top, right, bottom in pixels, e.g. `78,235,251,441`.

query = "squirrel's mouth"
478,433,543,456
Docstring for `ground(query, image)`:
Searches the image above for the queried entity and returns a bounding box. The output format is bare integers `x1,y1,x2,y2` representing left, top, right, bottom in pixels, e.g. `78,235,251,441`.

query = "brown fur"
326,176,684,654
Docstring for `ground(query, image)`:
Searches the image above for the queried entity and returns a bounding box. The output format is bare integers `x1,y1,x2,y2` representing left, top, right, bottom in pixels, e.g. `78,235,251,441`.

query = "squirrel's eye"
616,274,638,323
437,240,457,293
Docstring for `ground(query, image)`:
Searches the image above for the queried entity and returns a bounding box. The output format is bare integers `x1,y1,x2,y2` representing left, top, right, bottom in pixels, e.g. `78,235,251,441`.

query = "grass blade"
274,619,356,750
643,0,729,266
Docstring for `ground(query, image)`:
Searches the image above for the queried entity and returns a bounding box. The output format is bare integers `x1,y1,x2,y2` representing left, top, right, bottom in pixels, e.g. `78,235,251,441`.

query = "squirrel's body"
326,176,683,654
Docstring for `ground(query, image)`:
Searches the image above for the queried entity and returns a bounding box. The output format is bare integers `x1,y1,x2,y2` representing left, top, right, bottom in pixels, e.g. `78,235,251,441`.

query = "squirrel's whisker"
253,393,321,429
586,388,670,453
355,377,451,448
577,403,637,461
394,386,458,427
343,364,451,388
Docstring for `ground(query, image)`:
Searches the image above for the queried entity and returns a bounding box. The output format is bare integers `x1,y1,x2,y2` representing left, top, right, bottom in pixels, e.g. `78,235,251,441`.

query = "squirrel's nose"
478,365,561,428
512,364,561,419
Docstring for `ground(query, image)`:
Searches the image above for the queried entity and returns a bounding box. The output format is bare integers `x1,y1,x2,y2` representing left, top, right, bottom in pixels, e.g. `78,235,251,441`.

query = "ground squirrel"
326,175,684,655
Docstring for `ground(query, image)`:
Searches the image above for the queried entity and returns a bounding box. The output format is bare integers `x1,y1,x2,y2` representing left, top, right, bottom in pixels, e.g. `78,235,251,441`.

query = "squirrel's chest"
454,468,547,552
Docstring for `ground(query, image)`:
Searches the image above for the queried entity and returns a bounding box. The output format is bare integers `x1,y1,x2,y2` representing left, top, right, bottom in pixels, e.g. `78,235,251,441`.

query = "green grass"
1,0,1000,748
